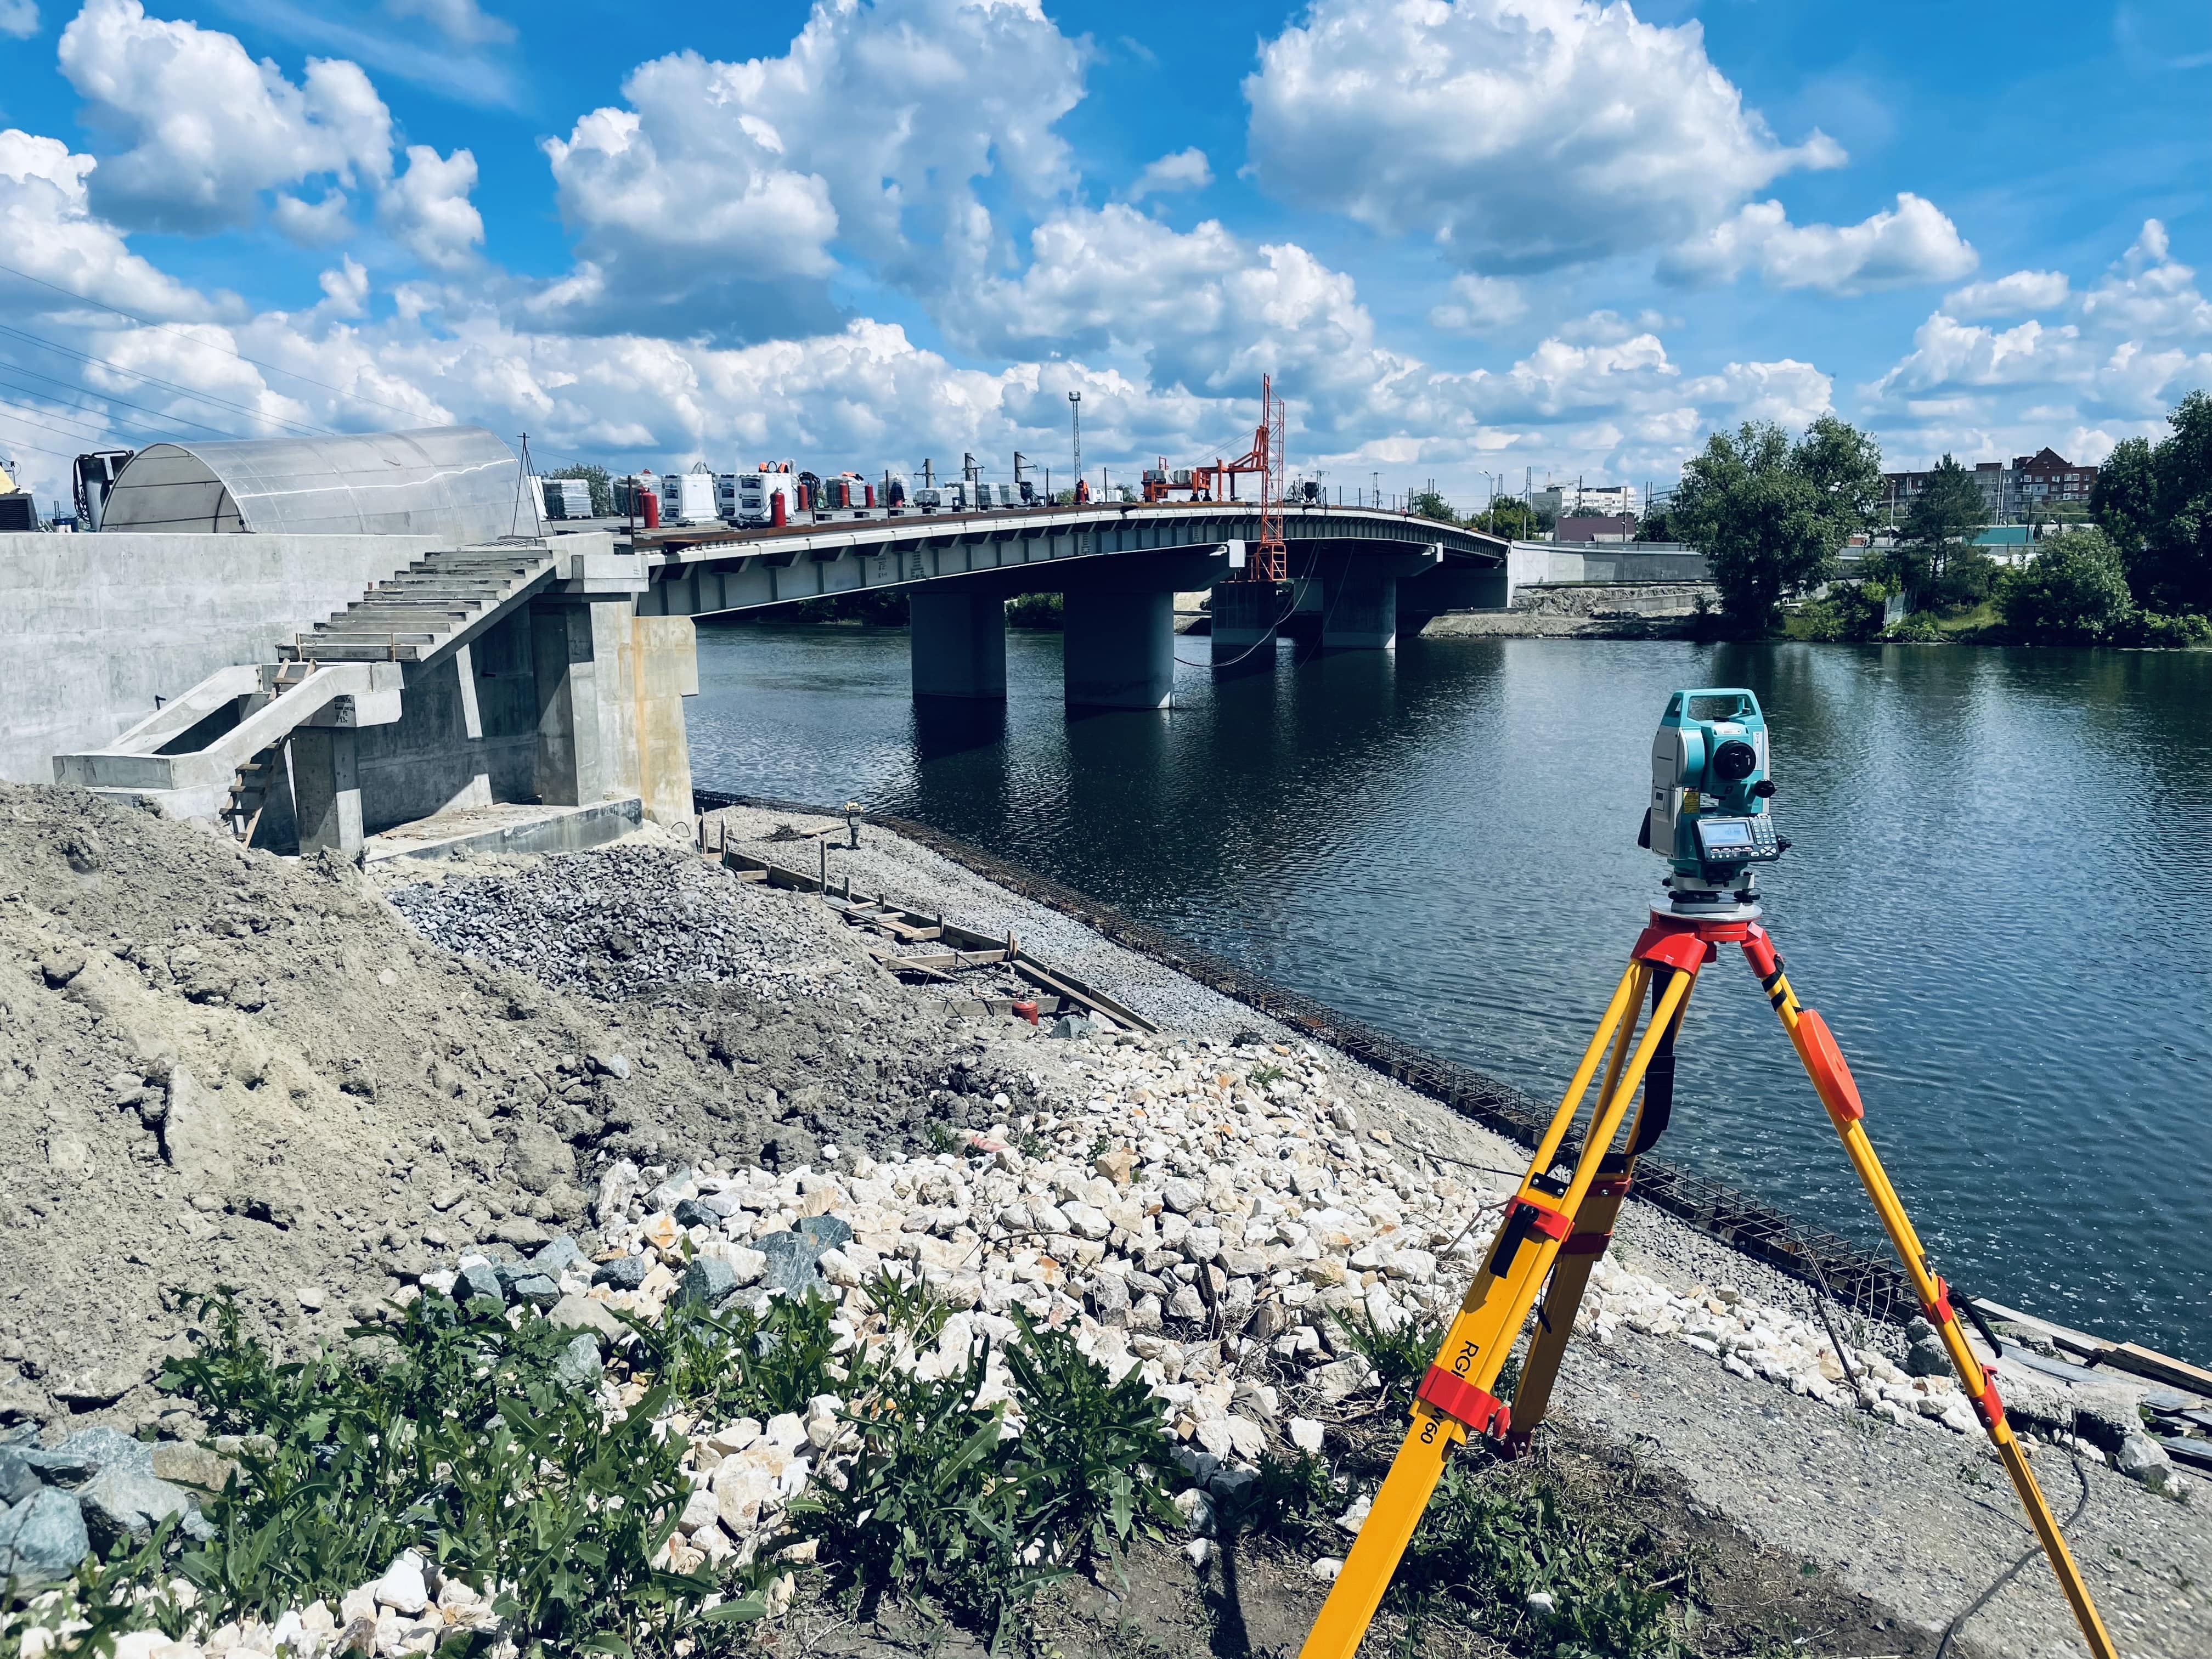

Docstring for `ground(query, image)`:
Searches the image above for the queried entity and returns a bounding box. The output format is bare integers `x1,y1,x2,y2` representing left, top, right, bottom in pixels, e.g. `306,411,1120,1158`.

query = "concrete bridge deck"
635,501,1509,708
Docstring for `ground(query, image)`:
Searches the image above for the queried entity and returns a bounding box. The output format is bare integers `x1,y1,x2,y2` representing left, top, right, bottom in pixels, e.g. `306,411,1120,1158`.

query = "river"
686,624,2212,1362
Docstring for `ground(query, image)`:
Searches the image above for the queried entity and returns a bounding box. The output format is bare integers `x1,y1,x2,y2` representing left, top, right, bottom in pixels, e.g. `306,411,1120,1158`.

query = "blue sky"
0,0,2208,507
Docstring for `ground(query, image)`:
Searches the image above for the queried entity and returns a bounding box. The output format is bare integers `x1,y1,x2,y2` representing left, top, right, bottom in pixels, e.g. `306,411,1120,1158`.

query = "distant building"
1881,447,2098,524
1532,483,1636,520
2011,447,2097,509
1556,514,1637,544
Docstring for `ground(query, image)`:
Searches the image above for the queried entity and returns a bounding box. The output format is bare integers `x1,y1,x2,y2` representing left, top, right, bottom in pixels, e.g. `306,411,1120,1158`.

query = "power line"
0,358,254,441
0,258,439,430
0,323,331,439
0,411,89,464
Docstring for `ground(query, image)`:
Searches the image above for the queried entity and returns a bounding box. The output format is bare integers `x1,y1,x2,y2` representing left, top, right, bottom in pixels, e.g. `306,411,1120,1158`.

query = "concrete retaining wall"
0,532,447,783
1502,541,1707,599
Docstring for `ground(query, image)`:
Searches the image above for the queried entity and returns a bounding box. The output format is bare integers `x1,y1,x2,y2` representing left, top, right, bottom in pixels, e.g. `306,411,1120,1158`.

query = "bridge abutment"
1210,581,1278,669
1064,590,1175,709
909,592,1008,700
531,600,620,807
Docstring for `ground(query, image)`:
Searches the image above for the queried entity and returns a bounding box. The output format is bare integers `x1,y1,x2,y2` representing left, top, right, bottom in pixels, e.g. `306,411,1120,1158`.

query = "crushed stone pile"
384,844,867,1003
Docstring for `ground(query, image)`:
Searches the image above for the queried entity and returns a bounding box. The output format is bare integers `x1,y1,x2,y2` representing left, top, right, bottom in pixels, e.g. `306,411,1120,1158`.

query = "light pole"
1068,392,1082,498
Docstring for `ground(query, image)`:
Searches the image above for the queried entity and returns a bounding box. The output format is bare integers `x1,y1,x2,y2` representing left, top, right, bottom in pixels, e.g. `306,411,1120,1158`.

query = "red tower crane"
1140,374,1287,581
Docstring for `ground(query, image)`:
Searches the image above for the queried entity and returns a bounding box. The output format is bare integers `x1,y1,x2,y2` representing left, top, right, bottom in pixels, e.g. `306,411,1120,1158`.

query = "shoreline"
1,785,2205,1657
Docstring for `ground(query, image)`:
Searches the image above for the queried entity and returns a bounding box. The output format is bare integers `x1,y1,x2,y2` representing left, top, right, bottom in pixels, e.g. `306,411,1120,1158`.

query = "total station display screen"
1699,820,1753,848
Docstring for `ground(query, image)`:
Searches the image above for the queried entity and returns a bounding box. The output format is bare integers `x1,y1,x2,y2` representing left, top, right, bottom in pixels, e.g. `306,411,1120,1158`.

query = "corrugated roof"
98,426,528,540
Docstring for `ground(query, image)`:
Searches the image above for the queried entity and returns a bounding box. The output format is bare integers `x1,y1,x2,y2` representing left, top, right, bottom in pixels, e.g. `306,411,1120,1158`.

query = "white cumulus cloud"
58,0,393,236
1127,148,1211,202
1429,274,1528,334
1942,269,2070,319
542,0,1085,338
0,1,38,41
1244,0,1844,272
382,144,484,270
1662,194,1976,295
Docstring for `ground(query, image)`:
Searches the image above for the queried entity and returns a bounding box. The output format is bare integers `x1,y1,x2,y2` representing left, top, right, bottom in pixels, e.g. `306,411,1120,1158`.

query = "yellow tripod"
1299,908,2118,1659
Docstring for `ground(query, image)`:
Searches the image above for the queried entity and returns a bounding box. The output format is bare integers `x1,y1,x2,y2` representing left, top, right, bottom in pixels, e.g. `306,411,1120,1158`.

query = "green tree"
1996,528,2136,642
1634,505,1676,542
1468,498,1541,539
548,462,613,516
1894,454,1991,607
1409,489,1459,523
1669,415,1883,633
2089,435,2155,568
2143,389,2212,614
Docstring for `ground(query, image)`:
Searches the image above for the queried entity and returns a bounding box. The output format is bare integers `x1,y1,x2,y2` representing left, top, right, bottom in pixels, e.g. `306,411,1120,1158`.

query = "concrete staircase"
281,547,558,664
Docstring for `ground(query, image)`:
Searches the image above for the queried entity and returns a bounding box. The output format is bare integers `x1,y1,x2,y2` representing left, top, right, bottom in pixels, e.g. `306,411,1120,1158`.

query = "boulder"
77,1467,193,1552
0,1487,89,1587
2117,1433,2173,1492
798,1214,854,1251
0,1449,37,1506
552,1334,605,1391
455,1260,506,1306
507,1125,577,1195
673,1198,719,1231
678,1258,740,1309
545,1294,627,1342
530,1235,585,1277
758,1231,825,1299
23,1427,153,1485
591,1255,651,1292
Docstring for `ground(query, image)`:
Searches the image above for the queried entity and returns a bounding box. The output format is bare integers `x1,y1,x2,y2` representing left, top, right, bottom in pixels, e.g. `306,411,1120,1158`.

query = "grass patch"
1393,1453,1681,1659
1328,1304,1444,1401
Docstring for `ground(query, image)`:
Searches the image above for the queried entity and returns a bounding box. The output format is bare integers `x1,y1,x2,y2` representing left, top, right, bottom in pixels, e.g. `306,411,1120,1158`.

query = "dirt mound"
0,789,1064,1437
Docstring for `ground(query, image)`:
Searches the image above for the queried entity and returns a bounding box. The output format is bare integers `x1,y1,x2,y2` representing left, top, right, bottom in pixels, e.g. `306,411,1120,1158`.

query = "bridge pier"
1210,581,1278,669
909,592,1007,700
1064,590,1175,709
1322,572,1397,650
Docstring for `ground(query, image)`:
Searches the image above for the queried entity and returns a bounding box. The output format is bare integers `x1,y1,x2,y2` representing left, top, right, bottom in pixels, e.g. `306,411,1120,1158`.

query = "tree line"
1664,394,2212,646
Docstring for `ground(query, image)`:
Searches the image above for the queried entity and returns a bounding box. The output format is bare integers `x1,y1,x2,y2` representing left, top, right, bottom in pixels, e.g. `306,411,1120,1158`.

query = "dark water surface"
688,626,2212,1359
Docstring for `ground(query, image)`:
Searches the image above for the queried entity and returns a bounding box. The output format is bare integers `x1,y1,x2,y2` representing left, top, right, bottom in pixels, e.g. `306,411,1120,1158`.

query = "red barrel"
771,492,787,528
865,483,876,507
640,489,660,528
1012,1000,1039,1025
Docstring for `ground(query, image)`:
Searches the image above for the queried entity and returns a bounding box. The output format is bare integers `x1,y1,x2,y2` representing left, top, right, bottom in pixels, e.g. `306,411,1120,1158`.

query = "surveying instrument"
1299,687,2117,1659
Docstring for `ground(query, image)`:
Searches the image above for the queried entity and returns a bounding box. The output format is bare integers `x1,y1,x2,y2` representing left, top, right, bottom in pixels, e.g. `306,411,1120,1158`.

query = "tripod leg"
1507,972,1688,1451
1740,927,2119,1659
1300,961,1699,1659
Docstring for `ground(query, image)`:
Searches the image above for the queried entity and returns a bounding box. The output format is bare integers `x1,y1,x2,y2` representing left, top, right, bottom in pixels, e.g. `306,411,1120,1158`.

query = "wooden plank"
2101,1342,2212,1396
1009,956,1159,1034
891,949,1011,969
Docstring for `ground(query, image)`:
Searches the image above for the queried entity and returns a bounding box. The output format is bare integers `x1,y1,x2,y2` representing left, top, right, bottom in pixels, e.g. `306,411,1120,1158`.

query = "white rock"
1186,1537,1214,1568
373,1551,430,1616
1288,1416,1327,1455
1311,1556,1344,1583
1527,1590,1556,1612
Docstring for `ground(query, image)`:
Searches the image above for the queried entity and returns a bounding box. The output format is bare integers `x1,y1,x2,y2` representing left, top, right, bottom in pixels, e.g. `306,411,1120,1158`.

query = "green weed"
1393,1457,1678,1659
1232,1451,1337,1542
1328,1304,1444,1400
1248,1063,1290,1089
151,1288,760,1655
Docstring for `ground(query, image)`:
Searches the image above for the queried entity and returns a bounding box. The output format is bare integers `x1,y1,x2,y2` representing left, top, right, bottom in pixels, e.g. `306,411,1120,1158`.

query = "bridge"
633,500,1510,707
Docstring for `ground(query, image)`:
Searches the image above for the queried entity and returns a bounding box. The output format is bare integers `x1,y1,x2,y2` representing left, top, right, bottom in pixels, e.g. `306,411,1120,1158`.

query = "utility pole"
963,452,979,485
1013,452,1030,503
923,457,935,488
1068,391,1082,487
